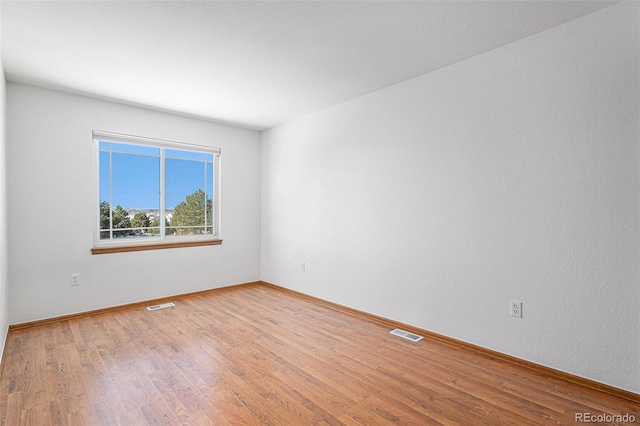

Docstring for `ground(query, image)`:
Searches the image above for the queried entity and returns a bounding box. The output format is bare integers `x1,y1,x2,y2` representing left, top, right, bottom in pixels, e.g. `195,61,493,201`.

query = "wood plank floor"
0,283,638,425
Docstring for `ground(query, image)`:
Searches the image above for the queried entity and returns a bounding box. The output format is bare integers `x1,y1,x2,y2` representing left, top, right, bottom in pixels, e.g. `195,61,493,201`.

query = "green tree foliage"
131,212,150,233
112,205,131,237
99,201,111,239
169,189,212,235
148,217,169,235
99,202,132,237
100,201,110,227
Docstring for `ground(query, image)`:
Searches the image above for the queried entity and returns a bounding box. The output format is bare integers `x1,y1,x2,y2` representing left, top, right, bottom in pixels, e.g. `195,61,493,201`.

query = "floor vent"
390,328,423,342
146,302,175,311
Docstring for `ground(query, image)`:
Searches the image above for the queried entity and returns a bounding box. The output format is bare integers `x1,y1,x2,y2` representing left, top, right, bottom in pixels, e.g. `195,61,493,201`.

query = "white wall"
7,83,261,323
0,7,9,360
261,2,640,393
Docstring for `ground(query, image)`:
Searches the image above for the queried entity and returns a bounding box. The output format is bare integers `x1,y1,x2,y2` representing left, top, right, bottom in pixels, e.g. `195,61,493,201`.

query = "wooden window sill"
91,239,222,255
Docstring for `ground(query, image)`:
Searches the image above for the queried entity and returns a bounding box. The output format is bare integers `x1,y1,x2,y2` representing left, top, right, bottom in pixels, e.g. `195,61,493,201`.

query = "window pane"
99,151,111,231
100,151,160,239
111,153,160,209
166,156,209,235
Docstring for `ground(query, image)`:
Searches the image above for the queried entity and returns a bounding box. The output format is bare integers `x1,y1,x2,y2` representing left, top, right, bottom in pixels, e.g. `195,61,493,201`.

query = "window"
92,131,221,254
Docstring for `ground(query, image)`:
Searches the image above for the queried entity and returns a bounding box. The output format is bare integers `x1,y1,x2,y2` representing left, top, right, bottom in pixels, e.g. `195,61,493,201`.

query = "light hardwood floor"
0,283,638,425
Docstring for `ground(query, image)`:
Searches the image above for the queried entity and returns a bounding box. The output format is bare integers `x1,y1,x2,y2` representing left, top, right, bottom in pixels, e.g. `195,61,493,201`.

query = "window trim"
91,239,222,255
92,130,221,253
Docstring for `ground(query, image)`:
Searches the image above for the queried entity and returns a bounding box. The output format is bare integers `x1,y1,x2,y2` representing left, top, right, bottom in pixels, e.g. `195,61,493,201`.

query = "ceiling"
1,1,615,131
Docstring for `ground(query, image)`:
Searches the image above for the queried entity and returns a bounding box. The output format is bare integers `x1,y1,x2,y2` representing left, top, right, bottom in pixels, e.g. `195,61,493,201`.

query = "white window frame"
92,130,221,250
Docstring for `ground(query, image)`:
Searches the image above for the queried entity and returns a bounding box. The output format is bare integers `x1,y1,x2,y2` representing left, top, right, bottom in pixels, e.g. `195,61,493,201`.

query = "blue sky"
99,143,214,209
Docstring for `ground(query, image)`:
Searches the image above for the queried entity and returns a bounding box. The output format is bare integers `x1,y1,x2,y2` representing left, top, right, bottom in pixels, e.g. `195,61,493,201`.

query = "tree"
148,217,169,235
131,212,150,234
99,202,132,237
169,189,212,235
100,201,110,227
112,205,132,237
99,201,111,239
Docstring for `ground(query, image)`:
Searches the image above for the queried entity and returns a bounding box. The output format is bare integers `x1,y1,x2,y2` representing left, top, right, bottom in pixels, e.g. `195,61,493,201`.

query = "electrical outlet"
510,300,522,318
70,274,80,286
301,262,306,272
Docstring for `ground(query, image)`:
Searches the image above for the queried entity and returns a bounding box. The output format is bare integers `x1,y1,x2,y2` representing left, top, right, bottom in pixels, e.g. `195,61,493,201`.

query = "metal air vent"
390,328,423,342
146,302,175,311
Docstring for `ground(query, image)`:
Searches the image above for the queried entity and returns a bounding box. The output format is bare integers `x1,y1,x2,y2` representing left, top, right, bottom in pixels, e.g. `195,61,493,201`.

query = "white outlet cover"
510,300,522,318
